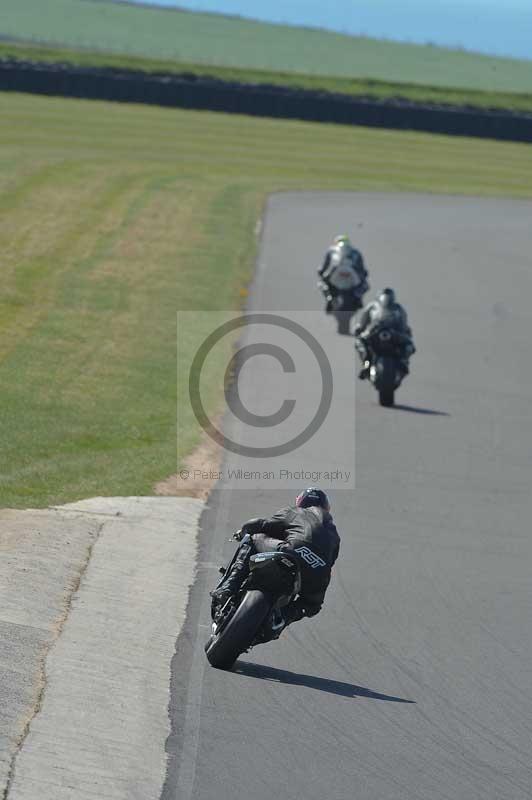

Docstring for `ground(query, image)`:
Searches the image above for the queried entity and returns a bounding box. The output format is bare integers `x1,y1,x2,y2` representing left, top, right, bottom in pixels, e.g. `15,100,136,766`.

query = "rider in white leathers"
318,235,369,313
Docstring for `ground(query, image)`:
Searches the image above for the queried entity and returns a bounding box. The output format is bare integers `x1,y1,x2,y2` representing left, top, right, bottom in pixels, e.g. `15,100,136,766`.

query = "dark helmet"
378,287,396,308
295,487,330,512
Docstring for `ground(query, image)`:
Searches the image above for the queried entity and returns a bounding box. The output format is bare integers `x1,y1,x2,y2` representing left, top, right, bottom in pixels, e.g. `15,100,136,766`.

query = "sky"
132,0,532,60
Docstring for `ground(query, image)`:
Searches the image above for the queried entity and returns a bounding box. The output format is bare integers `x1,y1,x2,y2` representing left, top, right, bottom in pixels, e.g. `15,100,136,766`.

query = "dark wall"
2,59,532,143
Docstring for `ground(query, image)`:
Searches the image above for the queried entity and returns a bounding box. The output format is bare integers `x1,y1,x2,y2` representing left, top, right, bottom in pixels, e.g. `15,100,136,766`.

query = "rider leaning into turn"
211,488,340,633
354,287,416,379
318,235,369,313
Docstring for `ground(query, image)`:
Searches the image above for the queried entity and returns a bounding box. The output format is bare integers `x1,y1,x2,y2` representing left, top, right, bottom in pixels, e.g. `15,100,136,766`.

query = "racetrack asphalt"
163,192,532,800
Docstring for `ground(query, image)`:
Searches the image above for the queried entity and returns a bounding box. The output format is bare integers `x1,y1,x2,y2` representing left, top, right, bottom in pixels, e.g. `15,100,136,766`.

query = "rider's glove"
234,523,258,540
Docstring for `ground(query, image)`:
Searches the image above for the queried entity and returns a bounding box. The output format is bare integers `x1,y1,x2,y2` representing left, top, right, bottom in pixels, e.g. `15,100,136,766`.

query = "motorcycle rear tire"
205,590,271,670
336,312,352,335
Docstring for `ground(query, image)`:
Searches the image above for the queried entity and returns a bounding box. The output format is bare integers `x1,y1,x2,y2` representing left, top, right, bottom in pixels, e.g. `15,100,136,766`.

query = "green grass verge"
1,91,532,508
2,0,532,93
3,40,532,114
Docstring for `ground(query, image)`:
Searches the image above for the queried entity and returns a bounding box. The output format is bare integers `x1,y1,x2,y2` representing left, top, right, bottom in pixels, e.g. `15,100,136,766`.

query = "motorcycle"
319,248,369,335
205,532,302,670
364,325,409,407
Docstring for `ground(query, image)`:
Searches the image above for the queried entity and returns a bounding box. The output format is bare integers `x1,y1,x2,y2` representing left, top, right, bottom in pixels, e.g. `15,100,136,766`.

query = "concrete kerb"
0,496,204,800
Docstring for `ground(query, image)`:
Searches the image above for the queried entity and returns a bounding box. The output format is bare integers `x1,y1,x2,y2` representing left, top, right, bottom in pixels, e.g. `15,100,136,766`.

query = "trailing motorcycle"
205,532,301,670
364,325,409,407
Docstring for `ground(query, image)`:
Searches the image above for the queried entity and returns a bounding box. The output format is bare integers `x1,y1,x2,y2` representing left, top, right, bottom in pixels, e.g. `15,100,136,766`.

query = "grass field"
1,91,532,508
2,0,532,93
3,40,532,115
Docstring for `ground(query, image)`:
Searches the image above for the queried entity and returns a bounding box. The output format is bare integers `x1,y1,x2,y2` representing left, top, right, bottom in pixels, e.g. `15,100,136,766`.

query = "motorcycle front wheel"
376,356,396,407
379,386,395,407
205,590,271,670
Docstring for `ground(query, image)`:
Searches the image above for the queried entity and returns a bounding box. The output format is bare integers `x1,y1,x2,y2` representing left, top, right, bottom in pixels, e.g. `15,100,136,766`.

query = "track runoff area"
167,193,532,800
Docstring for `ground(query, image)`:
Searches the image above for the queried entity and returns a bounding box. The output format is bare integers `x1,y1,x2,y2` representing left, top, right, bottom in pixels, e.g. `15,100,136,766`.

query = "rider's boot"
269,609,287,639
358,360,370,380
261,601,307,644
211,552,250,604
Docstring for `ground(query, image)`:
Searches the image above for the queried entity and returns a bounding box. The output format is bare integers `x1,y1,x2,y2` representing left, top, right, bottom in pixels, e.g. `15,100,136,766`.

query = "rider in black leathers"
354,287,415,379
211,488,340,630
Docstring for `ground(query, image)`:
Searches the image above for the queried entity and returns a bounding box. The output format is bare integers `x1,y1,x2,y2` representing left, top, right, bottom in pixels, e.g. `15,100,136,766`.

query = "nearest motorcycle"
205,533,301,670
364,325,409,407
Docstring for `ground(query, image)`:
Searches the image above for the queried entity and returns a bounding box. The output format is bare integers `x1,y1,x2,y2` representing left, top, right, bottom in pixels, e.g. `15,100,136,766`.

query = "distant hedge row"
2,59,532,143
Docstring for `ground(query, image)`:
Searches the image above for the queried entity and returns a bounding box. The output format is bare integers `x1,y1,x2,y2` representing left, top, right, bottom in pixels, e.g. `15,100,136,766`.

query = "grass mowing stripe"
0,92,531,507
1,168,145,363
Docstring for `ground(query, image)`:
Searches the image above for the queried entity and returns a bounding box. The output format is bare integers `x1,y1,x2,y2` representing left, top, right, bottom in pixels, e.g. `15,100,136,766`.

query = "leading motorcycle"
205,532,301,670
